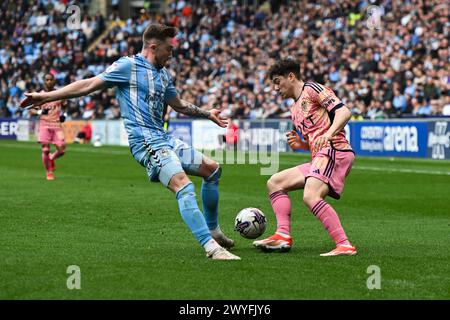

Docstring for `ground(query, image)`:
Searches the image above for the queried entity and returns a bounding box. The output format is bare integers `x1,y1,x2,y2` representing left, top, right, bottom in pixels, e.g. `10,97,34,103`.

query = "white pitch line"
352,166,450,176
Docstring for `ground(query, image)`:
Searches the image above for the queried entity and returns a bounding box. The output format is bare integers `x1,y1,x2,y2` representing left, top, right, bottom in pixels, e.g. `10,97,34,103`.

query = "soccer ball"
234,208,267,239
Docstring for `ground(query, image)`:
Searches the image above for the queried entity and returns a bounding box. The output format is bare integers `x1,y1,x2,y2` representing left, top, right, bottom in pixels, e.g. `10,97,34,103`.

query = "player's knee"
170,173,192,193
204,165,221,183
201,158,219,179
266,177,275,192
42,145,50,154
175,181,196,200
303,191,321,210
267,173,282,193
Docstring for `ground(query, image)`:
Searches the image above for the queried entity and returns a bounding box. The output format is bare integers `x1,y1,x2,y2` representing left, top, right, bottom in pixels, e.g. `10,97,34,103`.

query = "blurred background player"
254,59,357,257
218,120,239,151
20,24,239,261
33,73,67,181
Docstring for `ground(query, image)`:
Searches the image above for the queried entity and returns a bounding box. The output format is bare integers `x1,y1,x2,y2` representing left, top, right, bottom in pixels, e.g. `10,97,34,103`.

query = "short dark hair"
43,73,54,80
142,24,177,47
268,58,301,80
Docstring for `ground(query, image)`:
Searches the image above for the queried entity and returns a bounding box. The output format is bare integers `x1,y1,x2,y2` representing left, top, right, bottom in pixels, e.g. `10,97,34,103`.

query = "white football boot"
206,246,241,260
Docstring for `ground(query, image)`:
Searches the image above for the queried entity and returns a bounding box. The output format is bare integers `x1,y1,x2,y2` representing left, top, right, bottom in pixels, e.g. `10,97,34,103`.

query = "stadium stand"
0,0,448,120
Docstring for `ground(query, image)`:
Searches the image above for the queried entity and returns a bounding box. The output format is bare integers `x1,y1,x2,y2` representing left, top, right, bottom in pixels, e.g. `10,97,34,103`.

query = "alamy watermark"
201,148,279,176
366,265,381,290
366,5,383,30
66,265,81,290
66,5,81,30
170,127,281,175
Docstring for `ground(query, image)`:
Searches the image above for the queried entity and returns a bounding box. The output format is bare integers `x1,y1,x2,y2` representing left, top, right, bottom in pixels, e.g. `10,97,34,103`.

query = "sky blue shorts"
131,138,204,187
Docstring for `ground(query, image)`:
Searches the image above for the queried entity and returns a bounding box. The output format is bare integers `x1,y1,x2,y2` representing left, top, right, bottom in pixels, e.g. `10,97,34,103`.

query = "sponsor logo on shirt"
322,96,336,108
301,100,308,111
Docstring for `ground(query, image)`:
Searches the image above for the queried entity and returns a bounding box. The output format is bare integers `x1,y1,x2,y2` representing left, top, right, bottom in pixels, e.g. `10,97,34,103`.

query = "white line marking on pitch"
353,166,450,176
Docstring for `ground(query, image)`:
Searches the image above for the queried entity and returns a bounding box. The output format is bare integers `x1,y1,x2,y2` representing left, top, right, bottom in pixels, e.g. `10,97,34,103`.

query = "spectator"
383,100,396,118
392,89,407,113
442,96,450,116
367,100,385,120
75,122,92,144
417,99,432,117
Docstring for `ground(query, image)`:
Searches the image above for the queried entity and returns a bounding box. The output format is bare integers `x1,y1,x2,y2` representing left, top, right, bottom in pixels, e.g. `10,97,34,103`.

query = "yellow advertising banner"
62,121,91,144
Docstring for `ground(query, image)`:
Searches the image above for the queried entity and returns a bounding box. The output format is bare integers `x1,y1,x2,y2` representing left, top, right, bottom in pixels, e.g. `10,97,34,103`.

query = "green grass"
0,140,449,299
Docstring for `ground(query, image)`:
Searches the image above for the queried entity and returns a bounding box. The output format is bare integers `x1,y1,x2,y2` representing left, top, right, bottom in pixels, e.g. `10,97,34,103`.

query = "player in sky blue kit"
20,24,240,260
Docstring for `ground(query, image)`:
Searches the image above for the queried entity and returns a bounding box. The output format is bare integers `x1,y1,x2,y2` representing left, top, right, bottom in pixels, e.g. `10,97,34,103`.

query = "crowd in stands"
0,0,116,120
0,0,449,121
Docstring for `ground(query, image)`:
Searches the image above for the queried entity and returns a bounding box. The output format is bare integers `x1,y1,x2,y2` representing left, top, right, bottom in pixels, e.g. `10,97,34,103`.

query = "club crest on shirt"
301,100,308,111
160,74,168,88
160,148,169,158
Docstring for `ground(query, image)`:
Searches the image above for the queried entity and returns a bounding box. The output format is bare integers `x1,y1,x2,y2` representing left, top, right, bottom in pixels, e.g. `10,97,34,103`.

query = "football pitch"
0,140,449,299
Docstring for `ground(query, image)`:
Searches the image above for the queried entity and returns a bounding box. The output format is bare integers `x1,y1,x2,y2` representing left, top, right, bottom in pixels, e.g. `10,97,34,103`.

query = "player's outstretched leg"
172,173,240,260
41,144,54,180
200,160,234,249
303,178,356,257
253,190,293,252
253,167,305,252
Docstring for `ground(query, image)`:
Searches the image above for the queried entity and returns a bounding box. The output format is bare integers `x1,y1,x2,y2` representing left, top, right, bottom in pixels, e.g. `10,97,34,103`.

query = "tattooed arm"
167,95,228,128
173,99,211,118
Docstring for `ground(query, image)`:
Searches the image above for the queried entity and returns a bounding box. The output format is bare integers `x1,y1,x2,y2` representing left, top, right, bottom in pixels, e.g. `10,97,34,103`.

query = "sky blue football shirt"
98,54,177,150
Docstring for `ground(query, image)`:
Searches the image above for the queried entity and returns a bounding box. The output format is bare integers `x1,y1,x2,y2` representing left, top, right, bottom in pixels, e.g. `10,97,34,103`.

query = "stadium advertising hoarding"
238,120,291,153
187,119,292,152
85,120,129,146
192,120,227,150
11,119,448,160
164,119,450,160
427,120,450,160
0,118,18,139
349,121,429,158
168,120,192,146
92,120,107,145
62,120,90,144
104,120,128,146
16,119,38,142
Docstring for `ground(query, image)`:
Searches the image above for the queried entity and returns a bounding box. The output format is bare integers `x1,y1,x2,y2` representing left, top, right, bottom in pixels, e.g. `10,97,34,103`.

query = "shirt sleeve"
305,82,344,114
164,72,178,102
98,57,132,87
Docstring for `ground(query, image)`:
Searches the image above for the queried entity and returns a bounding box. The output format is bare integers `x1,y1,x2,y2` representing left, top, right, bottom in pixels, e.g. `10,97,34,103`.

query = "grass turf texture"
0,140,449,299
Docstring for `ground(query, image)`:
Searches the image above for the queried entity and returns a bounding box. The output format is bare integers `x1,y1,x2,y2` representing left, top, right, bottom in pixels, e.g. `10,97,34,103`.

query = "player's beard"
156,56,170,69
